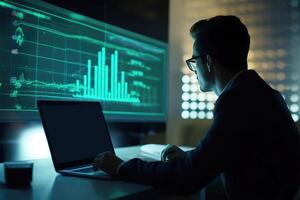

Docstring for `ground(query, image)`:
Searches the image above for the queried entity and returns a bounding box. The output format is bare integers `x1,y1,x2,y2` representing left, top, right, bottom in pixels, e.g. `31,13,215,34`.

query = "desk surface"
0,145,160,200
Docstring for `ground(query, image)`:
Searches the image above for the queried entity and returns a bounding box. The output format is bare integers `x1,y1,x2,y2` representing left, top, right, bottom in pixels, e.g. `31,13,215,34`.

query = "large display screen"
0,0,168,121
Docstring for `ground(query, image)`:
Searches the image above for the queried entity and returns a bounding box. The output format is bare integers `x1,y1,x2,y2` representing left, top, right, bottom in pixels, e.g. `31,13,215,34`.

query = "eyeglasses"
186,55,202,72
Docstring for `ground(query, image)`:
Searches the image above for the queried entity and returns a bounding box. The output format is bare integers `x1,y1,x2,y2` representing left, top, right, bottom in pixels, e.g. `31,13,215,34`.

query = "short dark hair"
190,15,250,72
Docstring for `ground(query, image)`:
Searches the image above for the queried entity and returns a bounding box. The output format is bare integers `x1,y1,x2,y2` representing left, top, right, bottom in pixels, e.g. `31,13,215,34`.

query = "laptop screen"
38,101,114,169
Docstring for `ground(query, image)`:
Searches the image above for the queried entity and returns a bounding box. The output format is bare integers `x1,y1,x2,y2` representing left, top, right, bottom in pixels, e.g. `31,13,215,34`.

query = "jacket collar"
221,69,248,95
214,69,258,108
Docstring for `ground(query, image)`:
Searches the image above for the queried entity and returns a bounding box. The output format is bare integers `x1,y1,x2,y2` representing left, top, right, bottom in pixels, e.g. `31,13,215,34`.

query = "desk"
0,146,161,200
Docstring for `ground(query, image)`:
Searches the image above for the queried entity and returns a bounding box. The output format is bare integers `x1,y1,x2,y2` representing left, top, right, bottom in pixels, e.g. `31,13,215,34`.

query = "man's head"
187,15,250,92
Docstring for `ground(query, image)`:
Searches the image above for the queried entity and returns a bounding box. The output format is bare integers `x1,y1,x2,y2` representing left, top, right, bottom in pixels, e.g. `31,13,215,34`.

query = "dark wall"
42,0,169,42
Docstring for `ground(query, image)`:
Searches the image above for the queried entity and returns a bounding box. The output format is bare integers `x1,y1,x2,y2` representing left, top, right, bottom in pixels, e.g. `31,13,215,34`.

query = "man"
93,15,300,200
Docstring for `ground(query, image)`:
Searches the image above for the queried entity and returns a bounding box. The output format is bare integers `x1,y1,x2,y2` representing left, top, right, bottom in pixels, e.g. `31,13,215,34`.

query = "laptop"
37,100,115,179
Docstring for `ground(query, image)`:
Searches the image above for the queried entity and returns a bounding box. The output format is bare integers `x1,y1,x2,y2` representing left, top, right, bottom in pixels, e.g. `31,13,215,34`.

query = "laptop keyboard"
70,165,109,176
72,165,95,173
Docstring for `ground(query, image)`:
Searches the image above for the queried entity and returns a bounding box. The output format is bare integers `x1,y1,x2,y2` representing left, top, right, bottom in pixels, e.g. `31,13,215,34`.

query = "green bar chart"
73,48,139,103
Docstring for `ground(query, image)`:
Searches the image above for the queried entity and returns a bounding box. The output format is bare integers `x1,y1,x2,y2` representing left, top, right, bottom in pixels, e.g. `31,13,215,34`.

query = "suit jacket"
117,70,300,200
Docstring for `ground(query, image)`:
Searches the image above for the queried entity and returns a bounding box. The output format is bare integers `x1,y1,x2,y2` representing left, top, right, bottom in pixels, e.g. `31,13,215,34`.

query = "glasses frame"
186,54,203,72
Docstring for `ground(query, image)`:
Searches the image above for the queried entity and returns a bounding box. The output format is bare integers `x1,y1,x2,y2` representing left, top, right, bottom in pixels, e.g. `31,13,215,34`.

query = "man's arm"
94,91,235,194
117,111,229,194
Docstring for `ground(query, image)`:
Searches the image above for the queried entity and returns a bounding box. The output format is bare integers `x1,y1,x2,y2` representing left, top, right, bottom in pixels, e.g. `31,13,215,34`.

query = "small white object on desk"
139,144,194,161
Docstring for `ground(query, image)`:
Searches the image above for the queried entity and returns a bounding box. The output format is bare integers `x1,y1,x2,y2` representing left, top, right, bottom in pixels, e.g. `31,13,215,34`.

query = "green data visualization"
0,0,168,121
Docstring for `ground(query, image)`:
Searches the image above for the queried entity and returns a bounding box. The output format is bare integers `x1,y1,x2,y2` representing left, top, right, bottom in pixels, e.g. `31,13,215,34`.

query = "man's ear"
206,54,212,72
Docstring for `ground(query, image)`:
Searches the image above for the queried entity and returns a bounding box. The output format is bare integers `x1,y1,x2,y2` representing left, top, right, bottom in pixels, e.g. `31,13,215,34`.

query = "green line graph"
0,0,167,121
14,20,162,61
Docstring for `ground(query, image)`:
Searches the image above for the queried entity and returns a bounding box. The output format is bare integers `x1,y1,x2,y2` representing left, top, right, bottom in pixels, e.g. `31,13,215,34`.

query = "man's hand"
161,144,187,162
93,151,124,175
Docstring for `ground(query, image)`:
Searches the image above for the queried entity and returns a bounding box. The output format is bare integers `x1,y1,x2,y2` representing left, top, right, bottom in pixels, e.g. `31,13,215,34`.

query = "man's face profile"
192,41,213,93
